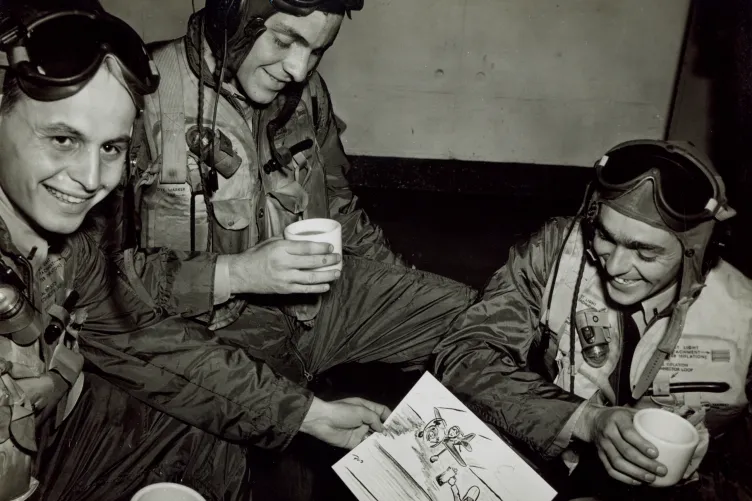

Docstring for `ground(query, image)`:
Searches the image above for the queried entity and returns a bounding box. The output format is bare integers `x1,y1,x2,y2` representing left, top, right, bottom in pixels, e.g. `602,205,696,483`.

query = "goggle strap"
704,198,718,214
714,204,737,222
703,196,737,222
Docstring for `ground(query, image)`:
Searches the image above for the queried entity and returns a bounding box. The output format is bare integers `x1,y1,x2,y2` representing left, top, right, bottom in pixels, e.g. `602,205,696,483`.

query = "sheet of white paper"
333,372,557,501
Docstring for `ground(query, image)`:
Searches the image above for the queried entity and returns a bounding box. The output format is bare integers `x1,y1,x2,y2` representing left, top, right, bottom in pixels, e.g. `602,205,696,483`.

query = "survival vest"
134,38,332,329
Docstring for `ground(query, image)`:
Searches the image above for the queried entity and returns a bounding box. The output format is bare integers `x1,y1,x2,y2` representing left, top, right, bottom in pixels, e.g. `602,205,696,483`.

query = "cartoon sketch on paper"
332,372,558,501
339,401,501,501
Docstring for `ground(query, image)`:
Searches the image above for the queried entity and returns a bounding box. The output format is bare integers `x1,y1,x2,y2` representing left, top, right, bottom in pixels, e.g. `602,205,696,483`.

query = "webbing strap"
150,43,188,184
631,298,692,400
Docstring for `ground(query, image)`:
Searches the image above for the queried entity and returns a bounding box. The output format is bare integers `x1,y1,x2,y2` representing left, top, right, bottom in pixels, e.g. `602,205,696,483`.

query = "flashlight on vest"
574,308,611,368
0,271,43,347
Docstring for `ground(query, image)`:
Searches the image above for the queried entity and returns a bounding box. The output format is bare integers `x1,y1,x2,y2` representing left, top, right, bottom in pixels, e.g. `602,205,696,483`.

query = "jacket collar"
639,282,678,325
0,212,21,258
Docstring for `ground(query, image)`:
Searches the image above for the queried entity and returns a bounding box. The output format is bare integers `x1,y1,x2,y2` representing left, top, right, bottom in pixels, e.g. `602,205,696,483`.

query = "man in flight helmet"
122,0,409,309
435,139,752,500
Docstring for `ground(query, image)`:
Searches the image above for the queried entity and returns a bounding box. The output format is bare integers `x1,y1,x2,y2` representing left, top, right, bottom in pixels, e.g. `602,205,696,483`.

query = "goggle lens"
597,144,716,217
14,12,157,98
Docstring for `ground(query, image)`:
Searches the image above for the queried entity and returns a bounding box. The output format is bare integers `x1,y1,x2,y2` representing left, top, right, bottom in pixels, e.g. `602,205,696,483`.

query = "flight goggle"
594,142,735,232
270,0,364,16
0,10,159,102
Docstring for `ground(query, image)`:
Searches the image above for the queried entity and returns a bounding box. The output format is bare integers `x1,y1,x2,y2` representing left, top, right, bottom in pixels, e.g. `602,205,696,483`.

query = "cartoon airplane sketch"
416,407,477,467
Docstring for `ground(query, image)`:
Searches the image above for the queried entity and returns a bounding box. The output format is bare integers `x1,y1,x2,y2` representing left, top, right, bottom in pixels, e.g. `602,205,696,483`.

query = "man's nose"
69,147,101,192
282,49,312,83
604,246,632,277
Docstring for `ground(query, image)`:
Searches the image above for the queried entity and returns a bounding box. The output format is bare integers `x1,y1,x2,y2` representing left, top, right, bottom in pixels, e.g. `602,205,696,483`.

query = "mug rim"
131,482,206,501
633,408,699,446
285,218,341,235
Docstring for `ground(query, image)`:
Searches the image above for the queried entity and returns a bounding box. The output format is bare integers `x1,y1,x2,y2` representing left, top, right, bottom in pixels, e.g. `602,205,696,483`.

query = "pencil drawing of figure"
437,467,482,501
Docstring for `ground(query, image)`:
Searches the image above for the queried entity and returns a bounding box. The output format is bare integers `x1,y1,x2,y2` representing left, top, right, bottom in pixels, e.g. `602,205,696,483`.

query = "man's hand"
300,397,392,450
575,405,667,485
220,237,342,295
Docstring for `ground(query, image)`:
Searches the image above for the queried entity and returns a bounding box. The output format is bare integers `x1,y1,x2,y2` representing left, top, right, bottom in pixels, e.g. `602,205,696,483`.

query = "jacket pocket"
141,183,209,251
212,198,253,231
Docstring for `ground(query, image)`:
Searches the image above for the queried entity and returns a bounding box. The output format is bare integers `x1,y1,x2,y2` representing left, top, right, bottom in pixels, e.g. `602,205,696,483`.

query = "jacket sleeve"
120,245,218,318
433,217,585,460
310,73,406,266
71,231,313,450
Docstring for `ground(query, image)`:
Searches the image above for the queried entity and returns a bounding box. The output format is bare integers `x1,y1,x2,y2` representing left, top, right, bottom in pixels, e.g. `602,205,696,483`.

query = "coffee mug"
284,218,343,272
632,408,700,487
131,482,207,501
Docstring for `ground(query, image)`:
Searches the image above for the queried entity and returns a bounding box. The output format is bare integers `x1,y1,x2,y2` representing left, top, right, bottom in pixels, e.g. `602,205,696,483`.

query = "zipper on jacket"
288,339,314,383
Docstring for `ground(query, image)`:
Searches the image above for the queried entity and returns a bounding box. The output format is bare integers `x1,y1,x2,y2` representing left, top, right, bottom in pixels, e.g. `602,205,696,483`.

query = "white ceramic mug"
632,408,700,487
283,218,343,272
131,482,207,501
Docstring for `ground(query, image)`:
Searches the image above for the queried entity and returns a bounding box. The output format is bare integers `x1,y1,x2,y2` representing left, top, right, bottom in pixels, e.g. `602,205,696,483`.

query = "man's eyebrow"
106,134,132,145
593,219,666,253
38,122,85,140
272,24,310,47
39,122,131,146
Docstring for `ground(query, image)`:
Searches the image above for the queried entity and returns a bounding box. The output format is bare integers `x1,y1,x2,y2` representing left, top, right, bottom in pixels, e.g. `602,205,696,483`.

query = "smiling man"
122,0,412,308
0,4,162,498
115,0,474,361
434,140,752,501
